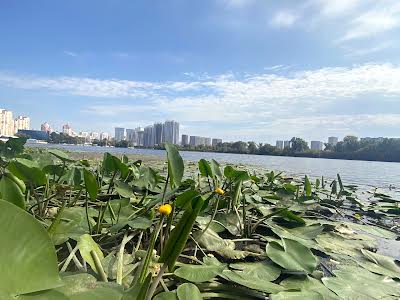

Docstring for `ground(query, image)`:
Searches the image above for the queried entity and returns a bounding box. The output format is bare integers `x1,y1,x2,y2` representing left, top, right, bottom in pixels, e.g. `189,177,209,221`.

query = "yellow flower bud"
158,204,172,216
215,187,225,195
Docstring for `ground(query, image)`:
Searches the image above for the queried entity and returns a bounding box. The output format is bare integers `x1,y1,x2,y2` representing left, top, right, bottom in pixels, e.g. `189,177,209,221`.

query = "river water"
27,143,400,190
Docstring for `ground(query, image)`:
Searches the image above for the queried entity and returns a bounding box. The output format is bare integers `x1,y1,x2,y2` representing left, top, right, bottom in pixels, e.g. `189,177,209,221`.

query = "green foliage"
165,142,184,188
0,145,399,300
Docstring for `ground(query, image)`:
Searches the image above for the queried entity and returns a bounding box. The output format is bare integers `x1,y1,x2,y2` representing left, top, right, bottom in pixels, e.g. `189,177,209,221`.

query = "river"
27,143,400,190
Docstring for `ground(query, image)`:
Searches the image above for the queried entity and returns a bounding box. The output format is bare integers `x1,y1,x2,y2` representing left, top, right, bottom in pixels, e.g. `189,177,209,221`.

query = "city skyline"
1,1,400,143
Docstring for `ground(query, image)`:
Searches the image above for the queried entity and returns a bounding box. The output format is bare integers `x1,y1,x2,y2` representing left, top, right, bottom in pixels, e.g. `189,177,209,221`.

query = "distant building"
181,134,189,146
62,124,73,136
153,123,164,145
90,132,99,141
41,122,52,133
136,127,144,146
204,137,211,146
115,127,125,142
80,131,90,142
143,125,155,147
311,141,324,151
0,109,14,136
163,120,179,144
212,138,222,147
190,136,205,146
100,132,110,141
328,136,338,146
126,129,136,144
14,116,30,133
284,140,291,149
276,140,284,150
18,129,49,141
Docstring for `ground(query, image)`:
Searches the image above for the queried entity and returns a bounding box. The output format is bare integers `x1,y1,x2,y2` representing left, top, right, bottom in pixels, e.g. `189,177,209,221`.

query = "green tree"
290,137,309,152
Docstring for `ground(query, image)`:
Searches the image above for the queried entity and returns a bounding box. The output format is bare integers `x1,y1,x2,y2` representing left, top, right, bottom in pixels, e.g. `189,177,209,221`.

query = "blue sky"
1,0,400,143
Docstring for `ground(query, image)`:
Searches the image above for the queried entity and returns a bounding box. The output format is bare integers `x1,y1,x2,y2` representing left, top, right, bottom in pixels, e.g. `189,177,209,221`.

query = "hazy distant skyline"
1,1,400,143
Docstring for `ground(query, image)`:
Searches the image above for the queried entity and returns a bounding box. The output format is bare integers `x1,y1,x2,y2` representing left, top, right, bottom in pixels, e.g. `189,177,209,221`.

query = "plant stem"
146,263,167,300
90,250,108,282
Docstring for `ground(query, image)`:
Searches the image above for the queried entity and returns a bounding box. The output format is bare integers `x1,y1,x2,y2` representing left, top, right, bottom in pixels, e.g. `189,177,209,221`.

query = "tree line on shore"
26,132,400,163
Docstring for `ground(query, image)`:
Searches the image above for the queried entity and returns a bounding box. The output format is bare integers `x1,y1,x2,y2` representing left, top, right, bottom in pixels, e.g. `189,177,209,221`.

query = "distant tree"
247,141,258,154
290,137,309,152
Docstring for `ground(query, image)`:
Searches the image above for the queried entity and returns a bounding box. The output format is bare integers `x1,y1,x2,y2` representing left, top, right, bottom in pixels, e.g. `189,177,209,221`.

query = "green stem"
90,250,108,282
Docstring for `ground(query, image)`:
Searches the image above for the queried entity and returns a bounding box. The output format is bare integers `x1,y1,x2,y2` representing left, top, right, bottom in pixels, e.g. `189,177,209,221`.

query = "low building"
311,141,324,151
328,136,338,145
18,129,49,141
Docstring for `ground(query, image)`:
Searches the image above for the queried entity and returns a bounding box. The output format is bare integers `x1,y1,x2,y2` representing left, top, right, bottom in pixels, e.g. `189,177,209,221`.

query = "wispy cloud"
270,11,299,28
63,50,78,57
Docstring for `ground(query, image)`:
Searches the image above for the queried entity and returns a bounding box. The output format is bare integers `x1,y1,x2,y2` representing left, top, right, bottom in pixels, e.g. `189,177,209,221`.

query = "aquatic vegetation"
0,137,399,299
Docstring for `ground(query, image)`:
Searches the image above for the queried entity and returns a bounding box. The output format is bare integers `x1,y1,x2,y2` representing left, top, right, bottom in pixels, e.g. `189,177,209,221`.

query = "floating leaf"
174,263,226,283
266,238,318,273
358,249,400,278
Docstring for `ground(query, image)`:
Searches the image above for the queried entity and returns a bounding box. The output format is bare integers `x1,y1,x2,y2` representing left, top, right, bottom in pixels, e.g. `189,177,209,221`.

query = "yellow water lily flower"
158,204,172,216
215,187,225,195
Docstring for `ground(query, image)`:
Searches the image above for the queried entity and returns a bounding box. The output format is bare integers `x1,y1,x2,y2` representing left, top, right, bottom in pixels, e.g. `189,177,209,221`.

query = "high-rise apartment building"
126,129,136,144
0,109,14,136
163,120,179,144
204,137,211,146
328,137,338,146
14,116,30,133
153,123,164,145
311,141,324,151
276,140,284,150
190,136,205,146
143,125,155,147
62,124,73,136
136,127,144,146
41,122,52,133
114,127,125,142
212,138,222,147
284,140,291,149
181,134,189,146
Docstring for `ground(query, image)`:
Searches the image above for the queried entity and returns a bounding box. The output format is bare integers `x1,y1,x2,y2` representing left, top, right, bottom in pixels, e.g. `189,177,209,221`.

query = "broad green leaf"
229,261,281,282
77,234,104,274
175,190,200,208
154,292,178,300
210,159,222,179
83,169,98,201
0,174,25,209
222,269,283,293
165,142,184,188
271,291,323,300
198,159,213,178
63,167,83,187
322,265,400,299
8,158,47,185
0,200,62,297
174,263,226,283
48,149,74,162
114,180,134,198
358,249,400,278
177,283,202,300
279,275,338,299
343,222,397,239
266,238,318,273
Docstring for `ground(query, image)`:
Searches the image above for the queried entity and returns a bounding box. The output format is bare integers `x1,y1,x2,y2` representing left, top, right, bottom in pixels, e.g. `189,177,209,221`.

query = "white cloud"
63,50,78,57
312,0,363,17
270,11,299,28
339,3,400,41
2,63,400,140
344,41,394,57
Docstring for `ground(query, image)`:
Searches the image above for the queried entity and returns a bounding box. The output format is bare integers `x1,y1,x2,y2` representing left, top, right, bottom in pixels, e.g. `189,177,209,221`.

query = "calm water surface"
28,144,400,189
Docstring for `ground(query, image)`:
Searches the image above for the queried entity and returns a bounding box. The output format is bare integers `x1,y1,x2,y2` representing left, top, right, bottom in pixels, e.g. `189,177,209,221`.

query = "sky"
1,0,400,143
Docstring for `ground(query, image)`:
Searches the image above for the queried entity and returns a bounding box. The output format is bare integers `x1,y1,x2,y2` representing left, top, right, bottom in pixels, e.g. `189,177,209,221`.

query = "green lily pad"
266,238,318,273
